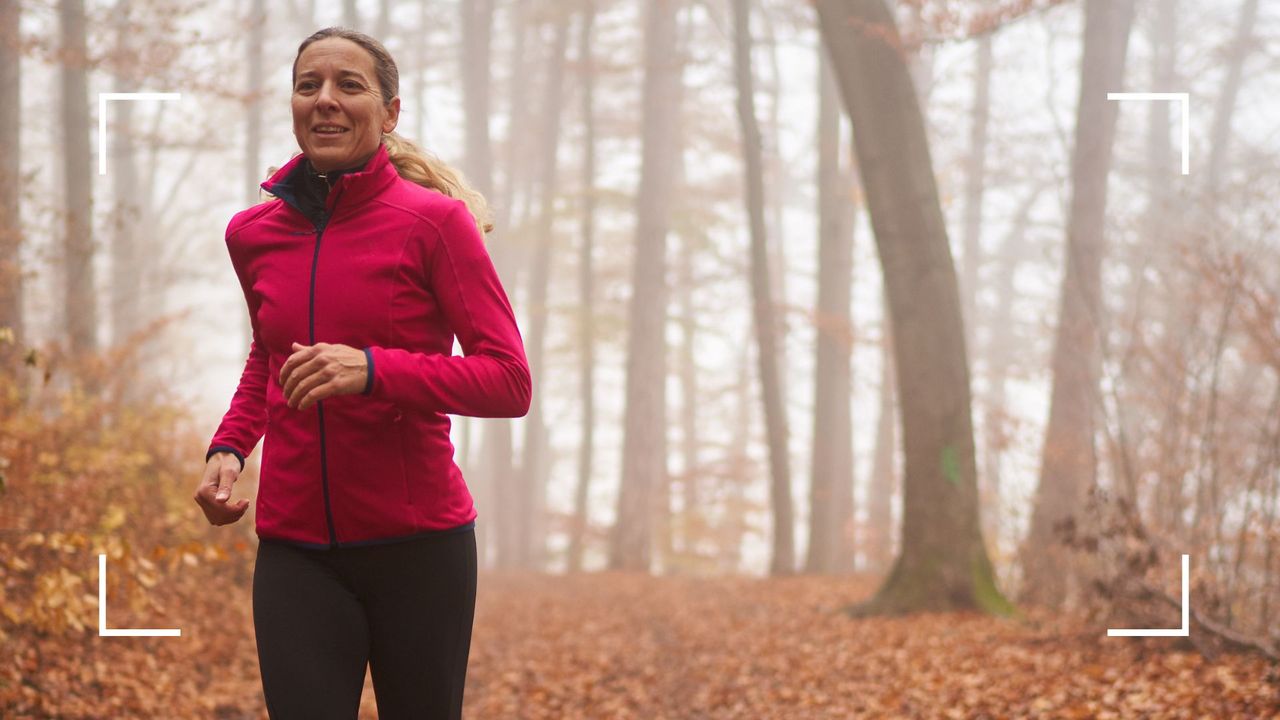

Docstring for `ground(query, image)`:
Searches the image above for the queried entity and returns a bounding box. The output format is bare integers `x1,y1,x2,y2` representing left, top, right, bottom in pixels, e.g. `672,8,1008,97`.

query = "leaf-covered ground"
4,549,1278,719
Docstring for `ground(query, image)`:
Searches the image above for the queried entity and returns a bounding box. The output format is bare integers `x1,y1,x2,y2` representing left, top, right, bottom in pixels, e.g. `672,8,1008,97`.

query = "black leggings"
252,528,477,720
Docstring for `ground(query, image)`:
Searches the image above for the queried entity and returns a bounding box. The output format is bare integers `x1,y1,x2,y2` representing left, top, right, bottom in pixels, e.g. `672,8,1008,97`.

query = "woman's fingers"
193,454,249,526
286,365,333,409
216,461,239,501
279,342,321,394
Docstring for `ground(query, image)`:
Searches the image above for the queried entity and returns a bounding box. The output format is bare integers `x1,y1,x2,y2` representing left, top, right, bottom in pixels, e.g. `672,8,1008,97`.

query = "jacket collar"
262,143,398,224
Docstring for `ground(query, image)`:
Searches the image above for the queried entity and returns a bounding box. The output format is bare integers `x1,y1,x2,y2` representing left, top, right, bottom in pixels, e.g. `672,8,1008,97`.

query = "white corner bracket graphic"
97,92,182,175
1107,553,1190,637
98,554,181,637
1106,92,1190,175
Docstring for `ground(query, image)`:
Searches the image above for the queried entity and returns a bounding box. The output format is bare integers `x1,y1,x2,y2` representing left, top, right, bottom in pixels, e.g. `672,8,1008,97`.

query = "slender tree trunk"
960,33,991,354
817,0,1009,615
519,10,570,571
608,0,684,572
568,0,598,575
460,0,508,570
1204,0,1259,199
1020,0,1137,609
675,231,700,559
414,0,432,147
109,0,143,355
237,0,264,353
760,14,789,412
0,0,24,373
1141,0,1178,523
343,0,359,29
865,317,897,575
497,0,531,248
805,50,855,575
61,0,97,360
732,0,794,576
375,0,391,40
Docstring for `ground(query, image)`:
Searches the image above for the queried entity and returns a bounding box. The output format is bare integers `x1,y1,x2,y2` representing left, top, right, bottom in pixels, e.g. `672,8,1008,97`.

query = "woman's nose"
315,82,340,110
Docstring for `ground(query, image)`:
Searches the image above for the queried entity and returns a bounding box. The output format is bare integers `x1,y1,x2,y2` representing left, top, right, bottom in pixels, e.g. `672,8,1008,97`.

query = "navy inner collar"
271,155,369,227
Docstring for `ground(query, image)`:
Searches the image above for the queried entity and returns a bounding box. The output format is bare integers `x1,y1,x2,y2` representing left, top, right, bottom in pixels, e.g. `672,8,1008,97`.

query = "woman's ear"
382,96,401,134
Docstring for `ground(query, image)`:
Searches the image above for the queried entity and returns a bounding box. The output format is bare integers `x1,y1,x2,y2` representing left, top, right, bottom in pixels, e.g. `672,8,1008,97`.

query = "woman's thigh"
253,540,371,720
351,529,478,720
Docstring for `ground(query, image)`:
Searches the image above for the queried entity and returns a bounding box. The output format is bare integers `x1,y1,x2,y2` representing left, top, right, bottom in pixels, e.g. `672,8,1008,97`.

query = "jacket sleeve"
206,220,270,470
364,203,532,418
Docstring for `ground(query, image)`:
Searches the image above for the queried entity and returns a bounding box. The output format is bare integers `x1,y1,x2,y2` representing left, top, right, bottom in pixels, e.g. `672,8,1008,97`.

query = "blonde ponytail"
382,132,494,235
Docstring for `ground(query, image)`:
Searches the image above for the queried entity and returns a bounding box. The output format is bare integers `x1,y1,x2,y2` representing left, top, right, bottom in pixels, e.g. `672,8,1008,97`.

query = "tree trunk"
242,0,266,356
608,0,683,572
1137,0,1178,520
981,184,1046,549
0,0,24,373
568,0,598,575
865,316,897,575
61,0,97,359
109,1,143,355
519,10,570,571
375,0,391,41
732,0,794,576
1204,0,1259,199
960,33,991,355
1020,0,1137,609
805,49,855,575
460,0,508,570
497,0,531,255
816,0,1010,616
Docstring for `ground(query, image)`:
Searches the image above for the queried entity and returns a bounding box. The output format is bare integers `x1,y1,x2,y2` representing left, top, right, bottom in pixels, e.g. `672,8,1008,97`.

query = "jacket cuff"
206,445,246,471
362,347,375,396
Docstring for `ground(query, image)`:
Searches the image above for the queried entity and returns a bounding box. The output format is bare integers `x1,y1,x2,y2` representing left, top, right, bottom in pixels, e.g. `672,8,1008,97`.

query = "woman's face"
292,37,400,173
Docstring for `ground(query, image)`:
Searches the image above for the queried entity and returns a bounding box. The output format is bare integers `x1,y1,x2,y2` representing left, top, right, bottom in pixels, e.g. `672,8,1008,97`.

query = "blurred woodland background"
1,0,1279,716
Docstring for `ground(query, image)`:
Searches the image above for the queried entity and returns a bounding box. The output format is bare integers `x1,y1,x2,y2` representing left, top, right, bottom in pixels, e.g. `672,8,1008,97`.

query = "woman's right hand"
195,452,251,526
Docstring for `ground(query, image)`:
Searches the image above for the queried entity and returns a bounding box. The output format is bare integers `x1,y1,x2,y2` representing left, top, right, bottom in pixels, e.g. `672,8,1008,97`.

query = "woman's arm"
206,221,270,469
364,202,532,418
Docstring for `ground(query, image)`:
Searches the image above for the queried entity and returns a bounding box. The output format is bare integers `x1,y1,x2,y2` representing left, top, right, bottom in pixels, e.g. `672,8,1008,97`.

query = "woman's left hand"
280,341,369,410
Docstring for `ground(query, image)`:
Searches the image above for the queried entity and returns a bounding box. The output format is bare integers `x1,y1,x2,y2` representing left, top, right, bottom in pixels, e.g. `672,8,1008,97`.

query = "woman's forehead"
297,38,374,77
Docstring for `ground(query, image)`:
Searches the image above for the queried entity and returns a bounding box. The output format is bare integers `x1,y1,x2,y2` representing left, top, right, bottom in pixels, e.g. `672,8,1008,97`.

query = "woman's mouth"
313,125,349,135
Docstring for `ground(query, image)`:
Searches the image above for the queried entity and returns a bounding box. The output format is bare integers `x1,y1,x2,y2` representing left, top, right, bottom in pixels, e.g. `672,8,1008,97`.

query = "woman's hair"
292,27,494,234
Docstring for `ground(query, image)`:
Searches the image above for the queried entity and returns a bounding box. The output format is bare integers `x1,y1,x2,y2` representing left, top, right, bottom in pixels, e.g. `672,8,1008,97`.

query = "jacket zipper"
309,188,345,549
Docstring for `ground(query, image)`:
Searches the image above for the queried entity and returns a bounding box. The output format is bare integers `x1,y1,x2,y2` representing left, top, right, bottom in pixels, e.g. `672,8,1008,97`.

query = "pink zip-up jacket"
207,144,530,549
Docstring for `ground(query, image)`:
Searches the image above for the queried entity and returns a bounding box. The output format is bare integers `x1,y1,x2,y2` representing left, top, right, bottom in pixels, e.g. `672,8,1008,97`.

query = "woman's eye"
342,81,362,90
296,82,316,91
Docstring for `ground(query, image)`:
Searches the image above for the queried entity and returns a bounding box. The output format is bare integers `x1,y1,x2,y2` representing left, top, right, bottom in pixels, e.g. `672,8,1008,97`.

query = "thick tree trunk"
518,10,570,571
816,0,1010,616
61,0,97,359
0,0,24,373
1020,0,1137,609
732,0,794,576
608,0,683,572
805,50,855,575
568,0,598,575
